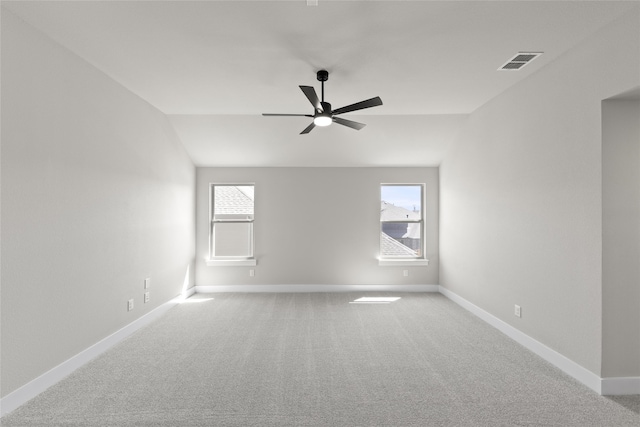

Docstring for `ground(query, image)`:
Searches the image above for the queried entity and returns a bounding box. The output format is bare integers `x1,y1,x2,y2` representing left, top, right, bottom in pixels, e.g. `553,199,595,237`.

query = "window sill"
206,259,257,267
378,259,429,267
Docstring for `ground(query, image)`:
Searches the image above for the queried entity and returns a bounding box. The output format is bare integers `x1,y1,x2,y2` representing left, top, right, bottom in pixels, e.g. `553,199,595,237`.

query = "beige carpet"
3,292,639,426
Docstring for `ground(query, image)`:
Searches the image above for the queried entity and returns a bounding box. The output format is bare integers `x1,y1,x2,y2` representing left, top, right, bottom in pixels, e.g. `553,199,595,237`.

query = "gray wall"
602,95,640,378
196,168,438,286
439,10,639,377
1,11,196,397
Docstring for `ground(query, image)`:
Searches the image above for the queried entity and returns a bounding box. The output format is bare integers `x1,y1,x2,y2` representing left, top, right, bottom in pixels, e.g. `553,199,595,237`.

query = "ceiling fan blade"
332,96,383,116
333,116,366,131
300,86,322,112
263,113,313,117
300,122,316,134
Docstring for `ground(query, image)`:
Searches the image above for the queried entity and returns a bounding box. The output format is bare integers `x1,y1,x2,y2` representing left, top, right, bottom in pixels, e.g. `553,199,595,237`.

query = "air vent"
499,52,543,71
501,62,526,70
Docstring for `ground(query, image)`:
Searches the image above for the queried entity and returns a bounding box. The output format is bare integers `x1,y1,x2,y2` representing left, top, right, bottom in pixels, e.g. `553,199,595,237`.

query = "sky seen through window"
381,185,421,211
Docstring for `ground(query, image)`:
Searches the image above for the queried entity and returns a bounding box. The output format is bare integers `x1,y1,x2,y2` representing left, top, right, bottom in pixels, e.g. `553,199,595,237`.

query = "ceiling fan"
263,70,383,134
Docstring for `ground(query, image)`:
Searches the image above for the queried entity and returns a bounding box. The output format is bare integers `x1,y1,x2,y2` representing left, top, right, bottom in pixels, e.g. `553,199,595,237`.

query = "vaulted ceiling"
3,1,634,166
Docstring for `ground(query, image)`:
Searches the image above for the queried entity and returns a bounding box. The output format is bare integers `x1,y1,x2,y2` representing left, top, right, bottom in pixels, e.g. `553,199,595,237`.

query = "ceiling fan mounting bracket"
316,70,329,82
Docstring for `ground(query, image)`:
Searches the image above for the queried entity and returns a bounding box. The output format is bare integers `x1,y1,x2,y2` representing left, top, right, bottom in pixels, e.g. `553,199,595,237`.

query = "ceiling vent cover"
499,52,543,71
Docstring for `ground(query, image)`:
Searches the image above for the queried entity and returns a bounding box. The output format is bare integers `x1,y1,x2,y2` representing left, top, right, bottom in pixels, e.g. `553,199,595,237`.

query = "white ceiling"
3,1,634,166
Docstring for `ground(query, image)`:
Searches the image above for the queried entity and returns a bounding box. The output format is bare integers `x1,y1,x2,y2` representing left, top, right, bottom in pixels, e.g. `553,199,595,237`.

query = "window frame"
379,183,429,266
207,183,256,267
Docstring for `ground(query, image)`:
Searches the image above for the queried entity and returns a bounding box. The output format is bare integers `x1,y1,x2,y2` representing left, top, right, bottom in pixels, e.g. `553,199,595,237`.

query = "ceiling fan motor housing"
319,101,331,114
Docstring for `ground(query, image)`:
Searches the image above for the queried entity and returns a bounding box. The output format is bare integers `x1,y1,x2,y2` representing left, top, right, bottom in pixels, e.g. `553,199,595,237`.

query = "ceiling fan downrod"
317,69,328,102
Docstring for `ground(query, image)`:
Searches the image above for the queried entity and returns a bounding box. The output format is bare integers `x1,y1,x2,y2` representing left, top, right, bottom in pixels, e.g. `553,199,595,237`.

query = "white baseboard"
601,377,640,395
438,286,640,396
0,287,195,417
195,284,440,293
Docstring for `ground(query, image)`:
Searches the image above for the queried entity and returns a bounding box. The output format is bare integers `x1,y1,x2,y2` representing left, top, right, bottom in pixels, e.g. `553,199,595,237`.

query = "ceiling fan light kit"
314,114,332,127
263,70,383,134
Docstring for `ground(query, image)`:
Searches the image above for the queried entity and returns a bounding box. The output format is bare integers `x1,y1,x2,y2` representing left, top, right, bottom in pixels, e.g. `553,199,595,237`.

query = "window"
380,184,427,265
208,184,255,266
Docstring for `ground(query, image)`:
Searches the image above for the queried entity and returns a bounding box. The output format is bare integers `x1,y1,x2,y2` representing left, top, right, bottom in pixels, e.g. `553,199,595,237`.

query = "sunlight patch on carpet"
349,297,401,304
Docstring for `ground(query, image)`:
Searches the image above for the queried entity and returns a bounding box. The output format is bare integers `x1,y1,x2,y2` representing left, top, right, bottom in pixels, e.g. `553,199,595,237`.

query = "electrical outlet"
249,269,255,277
403,270,409,277
144,278,150,289
515,304,521,318
144,292,150,303
128,299,134,311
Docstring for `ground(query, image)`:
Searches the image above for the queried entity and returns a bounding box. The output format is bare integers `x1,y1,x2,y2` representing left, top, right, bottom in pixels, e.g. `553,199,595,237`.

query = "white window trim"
208,183,256,266
206,258,257,267
378,259,429,267
379,183,427,266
